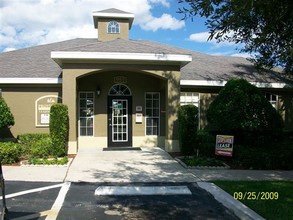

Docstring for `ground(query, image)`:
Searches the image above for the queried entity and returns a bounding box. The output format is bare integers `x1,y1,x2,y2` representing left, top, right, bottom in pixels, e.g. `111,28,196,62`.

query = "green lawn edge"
213,180,293,220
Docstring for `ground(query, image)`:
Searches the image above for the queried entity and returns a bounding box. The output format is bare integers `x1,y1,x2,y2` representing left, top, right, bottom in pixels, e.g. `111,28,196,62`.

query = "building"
1,8,292,154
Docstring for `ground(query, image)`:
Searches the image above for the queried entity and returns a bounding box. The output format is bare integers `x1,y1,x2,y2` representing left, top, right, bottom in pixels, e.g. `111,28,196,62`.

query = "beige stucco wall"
0,85,61,138
62,63,181,152
97,18,129,41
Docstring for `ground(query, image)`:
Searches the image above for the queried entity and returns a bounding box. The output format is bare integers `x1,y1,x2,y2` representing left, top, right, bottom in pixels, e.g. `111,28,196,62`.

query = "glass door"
108,96,132,147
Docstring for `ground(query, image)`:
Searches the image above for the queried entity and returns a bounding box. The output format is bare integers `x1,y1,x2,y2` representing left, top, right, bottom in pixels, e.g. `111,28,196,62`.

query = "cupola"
93,8,134,41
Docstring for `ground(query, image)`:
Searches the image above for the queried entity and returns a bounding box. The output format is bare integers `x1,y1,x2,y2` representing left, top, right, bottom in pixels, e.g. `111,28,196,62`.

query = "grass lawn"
213,181,293,220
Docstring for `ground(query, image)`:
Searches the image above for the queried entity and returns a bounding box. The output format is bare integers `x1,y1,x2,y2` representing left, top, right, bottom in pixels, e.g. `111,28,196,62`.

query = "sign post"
215,135,234,157
0,162,8,220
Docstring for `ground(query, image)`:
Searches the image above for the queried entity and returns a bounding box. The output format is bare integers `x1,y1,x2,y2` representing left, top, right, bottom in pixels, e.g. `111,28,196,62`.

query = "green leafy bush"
0,142,22,164
28,156,68,165
0,97,15,129
196,130,216,157
178,105,198,155
206,78,283,145
18,133,50,156
29,137,52,158
50,104,69,157
225,144,293,170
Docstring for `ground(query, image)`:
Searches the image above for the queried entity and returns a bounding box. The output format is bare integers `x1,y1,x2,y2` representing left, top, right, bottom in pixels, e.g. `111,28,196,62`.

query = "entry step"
95,185,192,196
103,147,141,151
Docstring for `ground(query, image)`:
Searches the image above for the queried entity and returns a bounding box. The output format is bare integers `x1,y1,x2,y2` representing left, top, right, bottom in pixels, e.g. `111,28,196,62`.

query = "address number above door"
113,76,127,84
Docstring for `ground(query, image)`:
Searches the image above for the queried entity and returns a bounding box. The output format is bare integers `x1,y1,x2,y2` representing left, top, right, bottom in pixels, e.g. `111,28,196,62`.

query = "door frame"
107,95,132,147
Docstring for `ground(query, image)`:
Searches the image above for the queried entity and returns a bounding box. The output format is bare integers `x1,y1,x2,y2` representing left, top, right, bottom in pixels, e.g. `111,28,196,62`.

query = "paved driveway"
65,146,200,183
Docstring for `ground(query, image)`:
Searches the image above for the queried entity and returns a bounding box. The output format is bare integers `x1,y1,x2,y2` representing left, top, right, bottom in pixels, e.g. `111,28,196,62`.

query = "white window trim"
107,20,120,34
78,91,95,137
145,92,160,136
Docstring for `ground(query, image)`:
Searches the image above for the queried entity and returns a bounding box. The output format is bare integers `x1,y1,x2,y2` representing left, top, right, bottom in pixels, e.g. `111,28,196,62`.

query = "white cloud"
0,0,183,52
140,13,185,32
188,31,236,47
3,47,17,52
231,53,251,58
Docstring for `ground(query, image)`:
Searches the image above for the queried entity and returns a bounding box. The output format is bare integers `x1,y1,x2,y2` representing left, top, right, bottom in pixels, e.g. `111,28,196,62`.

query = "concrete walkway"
65,146,200,183
2,147,292,182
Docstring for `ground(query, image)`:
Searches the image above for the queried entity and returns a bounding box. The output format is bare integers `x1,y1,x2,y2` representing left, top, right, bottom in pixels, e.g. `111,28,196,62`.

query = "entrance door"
108,96,132,147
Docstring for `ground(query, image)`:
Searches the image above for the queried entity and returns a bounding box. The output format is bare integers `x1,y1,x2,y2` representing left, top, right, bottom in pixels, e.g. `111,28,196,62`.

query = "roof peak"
93,8,133,15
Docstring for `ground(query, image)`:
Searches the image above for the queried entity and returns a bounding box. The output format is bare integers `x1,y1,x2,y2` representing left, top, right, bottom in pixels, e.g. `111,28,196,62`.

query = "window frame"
79,91,95,137
107,20,120,34
265,92,278,109
180,92,199,106
145,92,160,136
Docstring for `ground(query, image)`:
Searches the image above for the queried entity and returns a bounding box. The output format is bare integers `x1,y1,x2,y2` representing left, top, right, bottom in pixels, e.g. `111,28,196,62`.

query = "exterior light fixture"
96,87,101,96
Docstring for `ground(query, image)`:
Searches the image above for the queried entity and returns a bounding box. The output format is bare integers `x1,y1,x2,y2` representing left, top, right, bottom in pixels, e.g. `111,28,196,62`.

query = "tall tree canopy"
178,0,293,73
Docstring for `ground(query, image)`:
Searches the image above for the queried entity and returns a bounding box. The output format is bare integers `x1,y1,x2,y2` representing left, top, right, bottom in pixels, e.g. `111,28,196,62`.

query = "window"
79,92,94,136
265,93,278,109
108,21,120,33
145,92,160,135
109,84,131,96
180,92,199,106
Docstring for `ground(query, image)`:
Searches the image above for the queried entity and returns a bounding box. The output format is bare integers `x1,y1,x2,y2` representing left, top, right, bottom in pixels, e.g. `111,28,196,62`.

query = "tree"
178,0,293,73
206,78,283,145
0,97,15,129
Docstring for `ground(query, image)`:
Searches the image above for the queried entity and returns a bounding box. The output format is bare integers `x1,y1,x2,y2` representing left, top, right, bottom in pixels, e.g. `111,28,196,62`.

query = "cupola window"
108,21,120,33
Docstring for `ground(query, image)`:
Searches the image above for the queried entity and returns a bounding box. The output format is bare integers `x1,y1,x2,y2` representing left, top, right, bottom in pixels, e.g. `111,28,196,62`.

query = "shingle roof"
0,38,292,85
93,8,132,14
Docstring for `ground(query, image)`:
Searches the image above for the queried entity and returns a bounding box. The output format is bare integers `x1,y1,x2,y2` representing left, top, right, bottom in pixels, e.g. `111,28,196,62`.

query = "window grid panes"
108,21,120,33
112,99,128,142
79,92,94,136
180,92,199,107
265,93,278,109
145,92,160,135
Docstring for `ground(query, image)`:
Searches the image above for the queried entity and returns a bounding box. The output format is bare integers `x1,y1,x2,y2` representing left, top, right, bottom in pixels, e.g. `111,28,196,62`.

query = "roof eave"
51,51,192,66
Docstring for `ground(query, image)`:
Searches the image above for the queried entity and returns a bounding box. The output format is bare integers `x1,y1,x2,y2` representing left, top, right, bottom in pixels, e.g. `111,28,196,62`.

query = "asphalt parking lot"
2,181,239,220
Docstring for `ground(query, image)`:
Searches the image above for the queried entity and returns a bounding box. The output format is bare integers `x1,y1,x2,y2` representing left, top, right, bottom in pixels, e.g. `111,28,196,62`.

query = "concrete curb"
197,182,265,220
175,157,230,170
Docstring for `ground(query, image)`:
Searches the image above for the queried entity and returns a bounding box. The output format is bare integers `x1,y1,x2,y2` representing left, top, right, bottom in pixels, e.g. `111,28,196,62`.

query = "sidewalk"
2,165,68,182
65,146,200,183
2,148,292,182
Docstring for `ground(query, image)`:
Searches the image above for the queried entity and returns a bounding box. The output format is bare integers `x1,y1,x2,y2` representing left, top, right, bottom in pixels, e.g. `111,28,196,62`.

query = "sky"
0,0,249,58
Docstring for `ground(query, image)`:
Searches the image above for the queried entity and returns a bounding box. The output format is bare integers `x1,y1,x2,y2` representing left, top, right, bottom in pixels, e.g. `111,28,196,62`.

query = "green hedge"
231,144,293,170
196,130,216,157
29,137,52,158
178,105,198,155
18,133,50,156
50,104,69,157
0,142,23,164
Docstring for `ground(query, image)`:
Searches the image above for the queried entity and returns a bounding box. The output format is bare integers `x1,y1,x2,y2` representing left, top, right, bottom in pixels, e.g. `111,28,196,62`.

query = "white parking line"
0,183,64,199
45,181,71,220
95,185,192,196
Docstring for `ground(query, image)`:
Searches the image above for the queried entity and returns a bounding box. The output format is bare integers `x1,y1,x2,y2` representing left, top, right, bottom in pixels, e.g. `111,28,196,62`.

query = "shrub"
228,144,293,170
0,97,15,129
206,78,283,145
0,142,22,164
178,105,198,155
29,137,52,158
196,130,216,157
50,104,69,157
18,133,50,156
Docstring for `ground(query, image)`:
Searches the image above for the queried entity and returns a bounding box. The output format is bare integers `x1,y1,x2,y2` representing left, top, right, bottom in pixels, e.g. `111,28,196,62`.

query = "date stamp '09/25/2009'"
233,192,279,200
